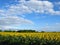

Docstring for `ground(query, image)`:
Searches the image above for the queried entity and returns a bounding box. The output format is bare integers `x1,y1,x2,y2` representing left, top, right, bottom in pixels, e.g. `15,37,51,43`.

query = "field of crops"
0,32,60,45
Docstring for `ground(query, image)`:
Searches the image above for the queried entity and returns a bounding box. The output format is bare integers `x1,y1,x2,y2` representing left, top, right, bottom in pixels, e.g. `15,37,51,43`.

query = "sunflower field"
0,32,60,45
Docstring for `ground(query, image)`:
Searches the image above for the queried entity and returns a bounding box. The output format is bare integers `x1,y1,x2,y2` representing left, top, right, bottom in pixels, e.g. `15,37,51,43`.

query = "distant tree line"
17,30,36,32
0,30,15,32
0,30,60,32
0,29,37,32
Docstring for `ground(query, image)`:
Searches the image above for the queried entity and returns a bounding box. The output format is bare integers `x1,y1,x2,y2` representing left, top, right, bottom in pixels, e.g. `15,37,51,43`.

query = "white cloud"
0,26,18,30
0,15,34,29
8,4,32,15
0,16,34,26
19,0,60,15
24,1,53,13
0,0,60,29
1,0,60,16
41,23,60,31
0,4,34,29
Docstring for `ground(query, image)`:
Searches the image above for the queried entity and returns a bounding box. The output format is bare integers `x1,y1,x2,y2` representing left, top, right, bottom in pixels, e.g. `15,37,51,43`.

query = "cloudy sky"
0,0,60,31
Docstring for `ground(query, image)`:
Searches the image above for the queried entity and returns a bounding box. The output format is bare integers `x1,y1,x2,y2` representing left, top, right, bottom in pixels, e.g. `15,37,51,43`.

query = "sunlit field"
0,32,60,45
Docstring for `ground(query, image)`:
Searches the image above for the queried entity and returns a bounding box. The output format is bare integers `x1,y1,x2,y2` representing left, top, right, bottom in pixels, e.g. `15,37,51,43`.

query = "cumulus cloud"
0,0,60,29
18,0,60,15
0,16,33,26
0,4,34,29
0,16,34,29
0,0,60,16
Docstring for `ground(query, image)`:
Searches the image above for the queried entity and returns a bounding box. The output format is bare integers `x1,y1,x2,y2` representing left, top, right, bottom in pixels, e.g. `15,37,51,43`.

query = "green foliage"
4,30,16,32
17,30,36,32
41,31,45,33
0,35,60,45
0,30,2,32
0,29,37,32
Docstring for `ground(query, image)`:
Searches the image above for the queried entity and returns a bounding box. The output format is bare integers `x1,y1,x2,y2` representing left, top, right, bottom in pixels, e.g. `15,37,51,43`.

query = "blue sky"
0,0,60,31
